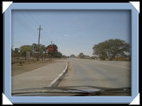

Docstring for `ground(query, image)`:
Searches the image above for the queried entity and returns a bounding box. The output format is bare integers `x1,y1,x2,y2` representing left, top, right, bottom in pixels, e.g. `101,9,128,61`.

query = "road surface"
12,60,67,90
58,58,131,88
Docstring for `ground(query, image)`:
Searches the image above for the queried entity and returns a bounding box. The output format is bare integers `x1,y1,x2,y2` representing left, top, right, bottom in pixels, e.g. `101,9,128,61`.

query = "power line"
12,12,51,48
19,13,50,45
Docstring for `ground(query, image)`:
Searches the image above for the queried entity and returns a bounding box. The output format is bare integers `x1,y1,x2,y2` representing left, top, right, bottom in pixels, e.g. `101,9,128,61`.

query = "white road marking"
47,62,68,87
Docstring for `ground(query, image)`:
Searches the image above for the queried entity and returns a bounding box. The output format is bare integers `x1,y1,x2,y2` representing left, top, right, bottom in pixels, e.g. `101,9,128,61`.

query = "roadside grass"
11,57,54,76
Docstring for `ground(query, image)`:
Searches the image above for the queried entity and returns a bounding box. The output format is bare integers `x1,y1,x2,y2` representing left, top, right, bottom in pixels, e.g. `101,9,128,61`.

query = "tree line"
72,39,130,61
12,43,66,59
92,39,131,60
12,39,131,61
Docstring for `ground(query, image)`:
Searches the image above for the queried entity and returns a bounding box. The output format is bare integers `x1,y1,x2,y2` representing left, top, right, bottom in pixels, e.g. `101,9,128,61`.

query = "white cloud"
63,34,70,37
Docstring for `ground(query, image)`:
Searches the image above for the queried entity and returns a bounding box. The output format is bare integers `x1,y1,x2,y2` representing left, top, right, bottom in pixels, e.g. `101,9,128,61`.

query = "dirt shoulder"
12,59,55,76
12,58,69,77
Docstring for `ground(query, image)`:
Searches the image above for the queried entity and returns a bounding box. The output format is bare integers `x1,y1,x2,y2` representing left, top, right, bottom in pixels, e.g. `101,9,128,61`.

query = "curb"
47,61,69,87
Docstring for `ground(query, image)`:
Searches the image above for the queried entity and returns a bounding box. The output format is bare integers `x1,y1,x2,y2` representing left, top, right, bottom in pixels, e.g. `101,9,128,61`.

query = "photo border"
3,3,139,104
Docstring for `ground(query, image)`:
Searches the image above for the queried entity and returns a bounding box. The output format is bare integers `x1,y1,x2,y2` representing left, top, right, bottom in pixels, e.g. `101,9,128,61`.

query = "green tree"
70,54,76,58
47,44,62,58
32,43,46,52
20,45,32,59
93,39,131,60
78,52,85,58
40,45,46,54
54,52,62,58
32,43,38,52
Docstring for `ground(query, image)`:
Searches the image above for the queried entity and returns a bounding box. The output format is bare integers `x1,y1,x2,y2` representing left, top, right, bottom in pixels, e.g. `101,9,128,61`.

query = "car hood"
12,86,131,96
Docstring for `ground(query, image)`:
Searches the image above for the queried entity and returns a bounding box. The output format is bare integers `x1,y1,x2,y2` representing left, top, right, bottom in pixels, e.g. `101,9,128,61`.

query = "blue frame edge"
3,3,139,104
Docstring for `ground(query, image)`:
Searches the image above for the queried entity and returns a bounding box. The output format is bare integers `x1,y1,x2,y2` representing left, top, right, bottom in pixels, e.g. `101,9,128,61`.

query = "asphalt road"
58,58,131,88
12,60,67,90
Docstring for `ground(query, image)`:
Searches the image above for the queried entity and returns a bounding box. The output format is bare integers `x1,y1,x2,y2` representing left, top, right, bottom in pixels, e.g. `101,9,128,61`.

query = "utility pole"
37,25,43,61
51,41,53,45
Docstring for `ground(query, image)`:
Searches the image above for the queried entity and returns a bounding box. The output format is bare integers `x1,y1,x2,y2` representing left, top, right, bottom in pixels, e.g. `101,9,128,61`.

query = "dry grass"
12,59,55,76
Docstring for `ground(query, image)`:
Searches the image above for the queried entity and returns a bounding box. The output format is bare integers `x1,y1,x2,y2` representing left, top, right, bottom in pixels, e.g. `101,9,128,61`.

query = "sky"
11,10,131,56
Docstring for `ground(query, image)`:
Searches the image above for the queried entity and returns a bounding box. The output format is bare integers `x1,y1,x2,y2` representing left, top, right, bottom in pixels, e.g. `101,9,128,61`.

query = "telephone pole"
51,41,53,45
37,25,43,61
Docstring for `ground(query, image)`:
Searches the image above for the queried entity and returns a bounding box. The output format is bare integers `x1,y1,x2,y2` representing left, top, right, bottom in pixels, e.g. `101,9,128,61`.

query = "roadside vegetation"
92,39,131,61
76,39,131,61
11,43,68,76
12,38,131,75
12,43,68,64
